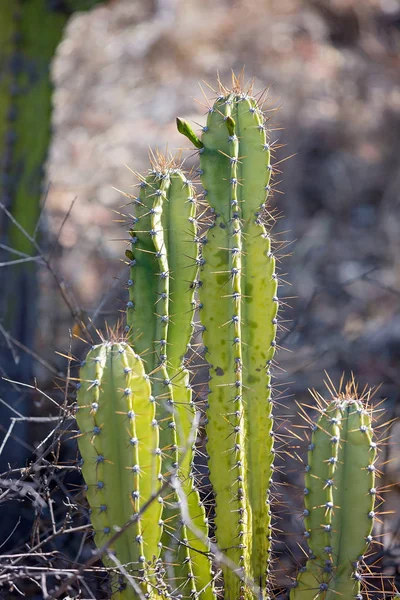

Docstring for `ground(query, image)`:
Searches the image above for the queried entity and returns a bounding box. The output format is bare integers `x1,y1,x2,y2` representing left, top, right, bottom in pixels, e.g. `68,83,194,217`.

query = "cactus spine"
76,342,162,598
291,383,377,600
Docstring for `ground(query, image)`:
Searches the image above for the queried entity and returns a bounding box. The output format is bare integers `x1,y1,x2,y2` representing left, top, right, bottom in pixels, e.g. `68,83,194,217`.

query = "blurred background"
0,0,399,597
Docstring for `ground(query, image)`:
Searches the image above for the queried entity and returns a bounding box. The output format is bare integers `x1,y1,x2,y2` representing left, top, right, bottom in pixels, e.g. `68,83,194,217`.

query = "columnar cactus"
178,77,278,599
291,383,377,600
75,76,397,600
0,0,104,307
0,2,72,473
0,0,104,544
124,156,213,598
76,342,162,598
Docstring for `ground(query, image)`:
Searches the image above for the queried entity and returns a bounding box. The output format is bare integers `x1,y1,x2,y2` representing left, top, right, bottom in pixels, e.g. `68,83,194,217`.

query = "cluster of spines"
76,342,163,598
292,383,378,599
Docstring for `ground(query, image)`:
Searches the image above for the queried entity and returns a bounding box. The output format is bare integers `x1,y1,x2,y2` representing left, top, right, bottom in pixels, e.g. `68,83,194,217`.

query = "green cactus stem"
156,166,213,599
125,163,183,473
0,3,70,456
178,75,278,598
125,155,213,598
291,382,377,600
76,341,162,598
0,1,63,256
0,0,104,261
0,0,103,541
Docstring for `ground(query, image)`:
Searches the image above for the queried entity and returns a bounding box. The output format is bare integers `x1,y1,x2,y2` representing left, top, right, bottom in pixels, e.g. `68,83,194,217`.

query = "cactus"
124,155,213,598
0,2,70,472
76,341,163,598
291,381,377,600
75,76,397,600
0,0,104,548
178,76,278,599
0,0,104,312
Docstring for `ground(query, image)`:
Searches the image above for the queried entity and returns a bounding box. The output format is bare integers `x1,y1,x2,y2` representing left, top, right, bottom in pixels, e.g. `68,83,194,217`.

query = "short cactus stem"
291,383,377,600
76,342,162,598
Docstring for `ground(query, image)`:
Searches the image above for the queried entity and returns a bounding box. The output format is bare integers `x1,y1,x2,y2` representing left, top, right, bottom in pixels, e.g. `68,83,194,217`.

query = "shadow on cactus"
75,75,398,599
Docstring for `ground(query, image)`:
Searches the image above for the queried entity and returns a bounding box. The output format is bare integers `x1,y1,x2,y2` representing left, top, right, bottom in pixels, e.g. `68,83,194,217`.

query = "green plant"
76,76,397,600
0,0,104,322
76,341,162,599
291,383,377,600
178,77,277,598
0,0,104,478
125,155,213,595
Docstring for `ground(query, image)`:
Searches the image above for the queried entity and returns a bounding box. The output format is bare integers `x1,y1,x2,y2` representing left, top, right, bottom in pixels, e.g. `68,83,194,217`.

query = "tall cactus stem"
196,93,251,599
125,158,213,597
178,77,279,598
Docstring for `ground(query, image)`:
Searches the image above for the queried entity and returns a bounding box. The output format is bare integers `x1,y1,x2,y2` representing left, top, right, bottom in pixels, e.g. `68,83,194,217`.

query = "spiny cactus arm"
189,88,279,596
144,168,195,596
146,167,213,598
126,178,165,371
197,96,252,599
126,174,174,576
147,170,178,463
158,169,198,471
291,407,341,599
76,343,162,598
292,393,377,600
231,95,278,589
159,170,213,596
326,399,376,600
